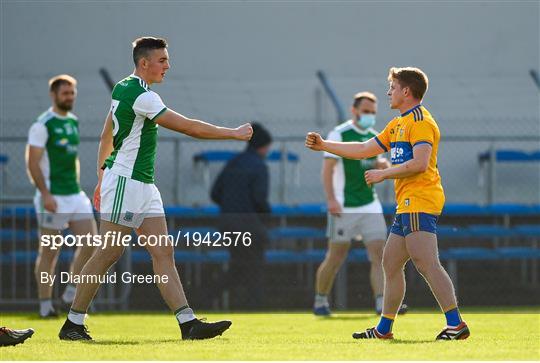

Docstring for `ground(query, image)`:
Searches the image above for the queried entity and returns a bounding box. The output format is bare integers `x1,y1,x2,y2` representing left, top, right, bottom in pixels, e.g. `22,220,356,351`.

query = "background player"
26,75,97,318
305,67,469,340
59,37,253,341
314,91,407,316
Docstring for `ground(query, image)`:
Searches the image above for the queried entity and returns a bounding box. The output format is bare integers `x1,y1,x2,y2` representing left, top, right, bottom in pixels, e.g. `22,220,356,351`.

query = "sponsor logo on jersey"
405,198,410,206
391,147,404,161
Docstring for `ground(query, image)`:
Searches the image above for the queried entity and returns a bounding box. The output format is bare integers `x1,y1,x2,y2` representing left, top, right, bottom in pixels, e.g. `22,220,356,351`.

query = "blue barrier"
445,247,500,261
495,247,540,259
0,229,39,241
467,225,516,238
3,246,539,265
269,226,326,241
437,225,471,238
479,149,540,162
1,250,74,264
3,203,540,219
3,224,539,244
193,150,299,163
513,225,540,237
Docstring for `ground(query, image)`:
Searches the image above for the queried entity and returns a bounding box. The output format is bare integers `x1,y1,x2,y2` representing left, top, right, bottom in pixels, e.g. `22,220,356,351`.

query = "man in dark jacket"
211,123,272,309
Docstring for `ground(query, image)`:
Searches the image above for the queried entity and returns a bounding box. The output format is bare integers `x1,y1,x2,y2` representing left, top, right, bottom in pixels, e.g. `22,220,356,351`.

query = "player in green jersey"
26,75,97,318
59,37,252,341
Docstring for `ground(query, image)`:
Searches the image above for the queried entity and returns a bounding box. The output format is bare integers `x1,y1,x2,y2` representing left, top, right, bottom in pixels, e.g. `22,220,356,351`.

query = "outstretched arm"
155,110,252,140
93,112,114,211
305,132,385,159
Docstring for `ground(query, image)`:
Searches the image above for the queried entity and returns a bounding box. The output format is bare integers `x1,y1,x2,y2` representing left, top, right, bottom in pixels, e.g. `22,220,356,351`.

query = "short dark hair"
352,91,377,108
388,67,429,100
48,74,77,93
132,37,168,66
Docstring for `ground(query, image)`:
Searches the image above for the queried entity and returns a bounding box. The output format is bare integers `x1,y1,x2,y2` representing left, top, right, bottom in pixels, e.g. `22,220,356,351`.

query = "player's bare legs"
133,215,231,340
67,219,97,276
35,227,62,300
404,231,457,310
35,227,62,316
137,216,188,310
381,233,410,316
352,233,409,339
404,231,468,340
60,219,98,305
70,220,129,312
316,242,350,295
365,239,385,300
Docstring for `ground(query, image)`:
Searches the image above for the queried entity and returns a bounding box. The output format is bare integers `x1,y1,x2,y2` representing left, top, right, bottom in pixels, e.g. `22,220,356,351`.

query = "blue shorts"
390,212,439,237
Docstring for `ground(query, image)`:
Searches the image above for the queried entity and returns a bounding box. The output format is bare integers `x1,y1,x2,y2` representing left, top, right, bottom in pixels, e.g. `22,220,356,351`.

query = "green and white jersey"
104,74,167,183
324,120,379,208
27,108,80,195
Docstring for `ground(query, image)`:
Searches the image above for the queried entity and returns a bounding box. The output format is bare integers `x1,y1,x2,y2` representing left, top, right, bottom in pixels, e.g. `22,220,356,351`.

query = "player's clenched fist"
234,123,253,141
365,169,386,185
305,132,325,151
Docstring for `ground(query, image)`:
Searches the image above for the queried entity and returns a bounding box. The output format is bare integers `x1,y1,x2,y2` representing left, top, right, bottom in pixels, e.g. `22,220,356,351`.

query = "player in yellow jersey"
305,67,469,341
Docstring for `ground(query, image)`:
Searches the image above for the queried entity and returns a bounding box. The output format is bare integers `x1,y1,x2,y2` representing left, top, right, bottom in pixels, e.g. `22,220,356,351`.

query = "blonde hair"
388,67,428,100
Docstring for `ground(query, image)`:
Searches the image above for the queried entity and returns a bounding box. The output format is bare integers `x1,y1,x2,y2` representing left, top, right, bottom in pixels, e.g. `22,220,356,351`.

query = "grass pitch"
1,307,538,360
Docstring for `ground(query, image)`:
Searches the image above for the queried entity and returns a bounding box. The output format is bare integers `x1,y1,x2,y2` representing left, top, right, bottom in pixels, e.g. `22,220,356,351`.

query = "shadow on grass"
79,340,141,345
389,339,434,344
319,315,373,321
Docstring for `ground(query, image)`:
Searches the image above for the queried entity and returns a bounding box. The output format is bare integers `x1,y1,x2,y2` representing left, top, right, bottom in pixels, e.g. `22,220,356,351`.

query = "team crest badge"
124,211,134,222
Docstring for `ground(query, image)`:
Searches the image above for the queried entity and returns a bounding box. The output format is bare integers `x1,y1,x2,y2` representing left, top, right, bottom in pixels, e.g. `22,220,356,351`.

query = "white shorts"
100,168,164,228
34,191,94,230
326,200,387,244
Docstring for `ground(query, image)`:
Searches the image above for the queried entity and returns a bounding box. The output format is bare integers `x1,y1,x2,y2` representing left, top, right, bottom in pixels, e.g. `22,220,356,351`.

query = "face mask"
357,114,376,129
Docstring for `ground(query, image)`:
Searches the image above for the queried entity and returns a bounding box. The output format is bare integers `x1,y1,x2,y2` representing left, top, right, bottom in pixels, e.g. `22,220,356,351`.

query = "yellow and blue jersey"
374,105,445,215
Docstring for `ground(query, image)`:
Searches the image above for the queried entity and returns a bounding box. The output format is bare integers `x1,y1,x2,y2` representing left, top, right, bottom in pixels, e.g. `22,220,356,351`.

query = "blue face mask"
357,114,376,129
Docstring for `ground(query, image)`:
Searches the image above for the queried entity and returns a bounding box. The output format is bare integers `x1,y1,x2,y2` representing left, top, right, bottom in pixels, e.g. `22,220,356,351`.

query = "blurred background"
1,1,539,311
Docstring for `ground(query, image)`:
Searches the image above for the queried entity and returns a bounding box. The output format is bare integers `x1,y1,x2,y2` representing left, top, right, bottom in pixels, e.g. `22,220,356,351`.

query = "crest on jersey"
124,211,134,222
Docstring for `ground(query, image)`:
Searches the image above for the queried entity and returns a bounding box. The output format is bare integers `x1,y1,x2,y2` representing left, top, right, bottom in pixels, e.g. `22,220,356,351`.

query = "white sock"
314,294,329,308
375,295,383,312
39,299,53,316
61,284,77,304
175,307,196,324
67,309,86,325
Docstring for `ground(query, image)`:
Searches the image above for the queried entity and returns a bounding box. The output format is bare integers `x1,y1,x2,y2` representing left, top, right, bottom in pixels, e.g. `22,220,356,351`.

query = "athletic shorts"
327,210,387,244
100,168,164,228
390,212,439,237
34,191,93,230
